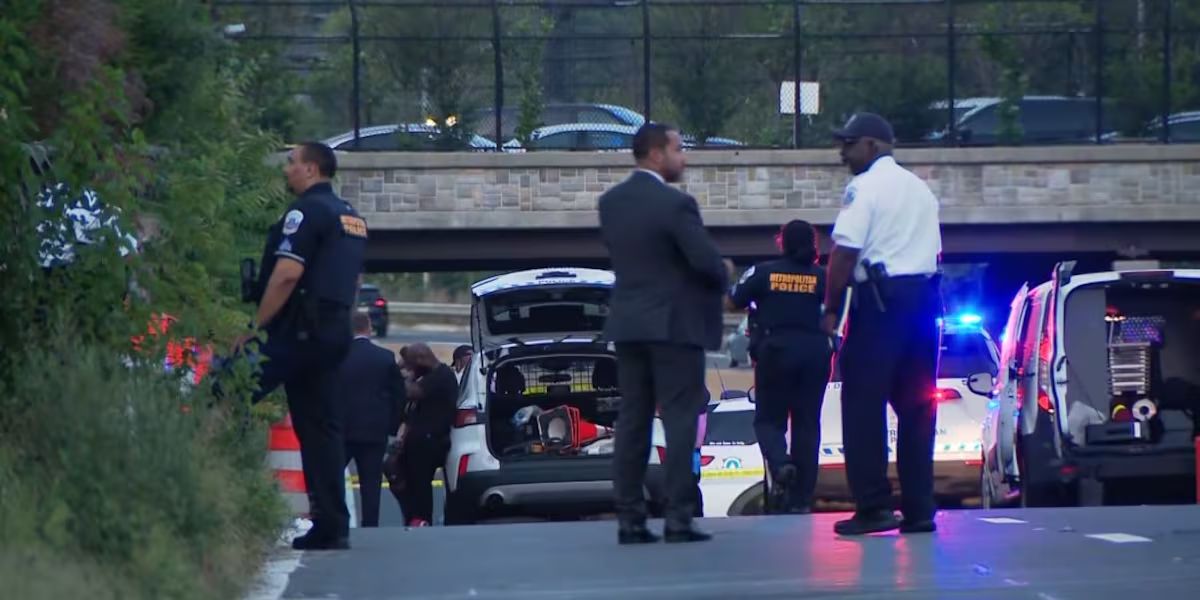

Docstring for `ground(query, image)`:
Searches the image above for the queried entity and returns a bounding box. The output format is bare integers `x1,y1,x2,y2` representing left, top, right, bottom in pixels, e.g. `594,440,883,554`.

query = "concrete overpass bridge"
336,145,1200,274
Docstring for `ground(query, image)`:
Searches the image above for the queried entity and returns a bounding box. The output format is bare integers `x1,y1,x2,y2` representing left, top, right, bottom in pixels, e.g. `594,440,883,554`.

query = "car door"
988,283,1028,481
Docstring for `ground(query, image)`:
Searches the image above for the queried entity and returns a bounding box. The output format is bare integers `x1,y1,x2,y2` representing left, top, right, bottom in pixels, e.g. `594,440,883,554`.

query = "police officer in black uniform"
236,142,368,551
729,220,831,514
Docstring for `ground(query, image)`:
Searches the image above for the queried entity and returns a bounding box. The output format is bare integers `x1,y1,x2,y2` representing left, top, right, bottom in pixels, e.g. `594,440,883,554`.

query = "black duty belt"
762,323,823,337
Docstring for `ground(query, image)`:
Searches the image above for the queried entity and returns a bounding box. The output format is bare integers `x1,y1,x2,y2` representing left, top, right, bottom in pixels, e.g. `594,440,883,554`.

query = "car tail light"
373,298,386,308
457,454,471,479
699,455,714,467
1037,389,1053,413
454,408,480,428
655,446,666,463
932,388,961,402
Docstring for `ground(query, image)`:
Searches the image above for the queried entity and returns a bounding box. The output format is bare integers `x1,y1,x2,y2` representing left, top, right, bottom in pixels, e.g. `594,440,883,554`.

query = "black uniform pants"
344,440,387,527
398,435,448,525
612,342,707,530
253,333,351,539
839,276,942,520
753,331,832,508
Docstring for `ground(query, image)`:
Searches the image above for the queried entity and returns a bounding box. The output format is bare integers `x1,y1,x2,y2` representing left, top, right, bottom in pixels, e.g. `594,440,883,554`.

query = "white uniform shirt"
831,155,941,282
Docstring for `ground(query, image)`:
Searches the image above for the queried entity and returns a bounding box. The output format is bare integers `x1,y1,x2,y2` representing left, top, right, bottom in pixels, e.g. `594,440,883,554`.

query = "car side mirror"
720,389,747,400
746,387,755,404
239,258,257,303
967,372,995,396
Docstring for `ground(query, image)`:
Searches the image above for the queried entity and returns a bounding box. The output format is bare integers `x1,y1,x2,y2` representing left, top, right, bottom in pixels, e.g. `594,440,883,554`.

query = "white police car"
817,313,999,501
656,313,1000,516
442,267,666,524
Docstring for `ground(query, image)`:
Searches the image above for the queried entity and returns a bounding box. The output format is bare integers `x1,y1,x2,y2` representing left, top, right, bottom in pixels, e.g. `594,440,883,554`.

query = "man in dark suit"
338,313,405,527
598,122,731,545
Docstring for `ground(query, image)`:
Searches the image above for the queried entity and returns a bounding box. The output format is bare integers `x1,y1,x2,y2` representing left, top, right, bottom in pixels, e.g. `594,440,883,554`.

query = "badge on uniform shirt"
282,209,304,235
842,186,856,206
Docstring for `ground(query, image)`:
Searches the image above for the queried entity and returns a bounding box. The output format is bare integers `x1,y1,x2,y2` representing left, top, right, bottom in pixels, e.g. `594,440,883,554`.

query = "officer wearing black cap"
729,220,831,514
822,113,943,536
236,141,368,551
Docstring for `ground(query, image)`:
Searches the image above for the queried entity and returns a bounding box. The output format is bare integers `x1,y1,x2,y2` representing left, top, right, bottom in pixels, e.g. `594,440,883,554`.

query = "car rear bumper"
450,459,666,518
1068,446,1196,480
814,459,982,500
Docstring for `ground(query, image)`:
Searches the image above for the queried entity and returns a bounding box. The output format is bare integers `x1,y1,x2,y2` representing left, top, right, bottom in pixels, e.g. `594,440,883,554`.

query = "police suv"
654,313,999,516
814,314,1000,501
442,268,665,524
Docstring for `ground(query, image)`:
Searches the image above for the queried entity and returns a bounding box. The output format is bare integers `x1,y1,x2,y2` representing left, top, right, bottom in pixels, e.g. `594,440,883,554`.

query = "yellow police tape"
700,467,765,480
349,475,443,490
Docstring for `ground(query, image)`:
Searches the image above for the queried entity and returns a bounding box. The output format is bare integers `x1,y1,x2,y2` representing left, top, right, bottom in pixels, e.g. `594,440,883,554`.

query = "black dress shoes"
292,532,350,551
899,518,937,533
834,510,901,536
663,525,712,543
618,525,660,545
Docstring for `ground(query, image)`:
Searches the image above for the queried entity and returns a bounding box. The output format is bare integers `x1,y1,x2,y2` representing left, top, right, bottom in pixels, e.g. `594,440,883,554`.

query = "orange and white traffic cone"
268,413,310,519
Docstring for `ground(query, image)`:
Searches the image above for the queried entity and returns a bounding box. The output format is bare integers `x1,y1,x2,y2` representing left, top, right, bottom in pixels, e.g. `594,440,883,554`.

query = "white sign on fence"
778,81,820,115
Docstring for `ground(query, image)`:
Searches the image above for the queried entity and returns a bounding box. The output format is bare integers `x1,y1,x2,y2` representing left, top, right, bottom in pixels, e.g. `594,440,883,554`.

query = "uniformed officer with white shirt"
820,113,944,536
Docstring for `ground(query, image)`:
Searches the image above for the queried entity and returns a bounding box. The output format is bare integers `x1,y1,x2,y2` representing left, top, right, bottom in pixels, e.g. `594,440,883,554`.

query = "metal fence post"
492,0,504,151
642,0,652,122
792,0,803,148
946,0,957,146
348,0,361,146
1161,0,1173,143
1093,0,1105,144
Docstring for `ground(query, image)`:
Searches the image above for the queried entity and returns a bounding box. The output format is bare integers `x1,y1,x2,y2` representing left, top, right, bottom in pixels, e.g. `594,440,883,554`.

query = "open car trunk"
486,351,622,461
1062,275,1200,450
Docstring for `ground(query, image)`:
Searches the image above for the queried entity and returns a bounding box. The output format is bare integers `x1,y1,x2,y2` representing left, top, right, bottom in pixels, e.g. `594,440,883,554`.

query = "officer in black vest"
729,220,832,514
236,142,368,551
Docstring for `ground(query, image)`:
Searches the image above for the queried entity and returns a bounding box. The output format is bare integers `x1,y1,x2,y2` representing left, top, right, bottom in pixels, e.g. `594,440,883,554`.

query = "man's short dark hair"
632,123,676,160
352,312,371,334
298,142,337,178
452,345,473,362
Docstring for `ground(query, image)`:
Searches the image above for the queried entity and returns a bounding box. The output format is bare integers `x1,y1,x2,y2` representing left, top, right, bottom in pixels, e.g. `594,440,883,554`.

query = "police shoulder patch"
842,185,857,206
282,209,305,235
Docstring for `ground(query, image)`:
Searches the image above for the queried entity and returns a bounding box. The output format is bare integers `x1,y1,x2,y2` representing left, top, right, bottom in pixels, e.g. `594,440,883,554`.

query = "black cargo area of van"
485,352,623,461
1063,276,1200,452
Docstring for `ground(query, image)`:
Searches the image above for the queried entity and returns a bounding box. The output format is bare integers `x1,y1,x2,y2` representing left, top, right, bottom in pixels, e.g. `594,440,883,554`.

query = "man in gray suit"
598,123,731,545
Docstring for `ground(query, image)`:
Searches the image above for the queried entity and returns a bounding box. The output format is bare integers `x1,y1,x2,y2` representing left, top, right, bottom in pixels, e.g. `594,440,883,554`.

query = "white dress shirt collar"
635,168,666,185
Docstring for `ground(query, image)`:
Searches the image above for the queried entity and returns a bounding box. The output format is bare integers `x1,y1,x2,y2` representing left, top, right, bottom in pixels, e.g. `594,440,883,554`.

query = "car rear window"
483,287,609,336
704,409,756,446
939,331,998,378
358,286,380,306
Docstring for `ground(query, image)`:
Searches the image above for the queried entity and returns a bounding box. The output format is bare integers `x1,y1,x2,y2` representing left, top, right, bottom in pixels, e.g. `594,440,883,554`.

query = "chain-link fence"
214,0,1200,150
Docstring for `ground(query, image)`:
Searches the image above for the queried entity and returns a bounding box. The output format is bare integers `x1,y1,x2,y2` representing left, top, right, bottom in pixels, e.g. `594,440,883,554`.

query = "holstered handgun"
862,259,889,312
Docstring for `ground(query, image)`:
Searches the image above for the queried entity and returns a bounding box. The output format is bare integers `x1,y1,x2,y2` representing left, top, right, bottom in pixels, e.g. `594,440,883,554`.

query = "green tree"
505,8,556,146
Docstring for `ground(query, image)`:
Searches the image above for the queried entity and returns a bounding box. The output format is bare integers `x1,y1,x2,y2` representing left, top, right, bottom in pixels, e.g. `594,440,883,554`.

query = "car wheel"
443,494,476,526
979,464,993,509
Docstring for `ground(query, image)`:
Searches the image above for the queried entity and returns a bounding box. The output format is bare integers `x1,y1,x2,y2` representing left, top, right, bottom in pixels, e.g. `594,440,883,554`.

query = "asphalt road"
268,505,1200,599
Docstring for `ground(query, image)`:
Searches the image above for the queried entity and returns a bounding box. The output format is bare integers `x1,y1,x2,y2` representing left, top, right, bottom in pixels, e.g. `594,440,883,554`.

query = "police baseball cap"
832,112,895,144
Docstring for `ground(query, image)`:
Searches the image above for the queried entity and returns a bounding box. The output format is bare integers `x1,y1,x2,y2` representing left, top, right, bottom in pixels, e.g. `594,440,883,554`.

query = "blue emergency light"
957,313,983,326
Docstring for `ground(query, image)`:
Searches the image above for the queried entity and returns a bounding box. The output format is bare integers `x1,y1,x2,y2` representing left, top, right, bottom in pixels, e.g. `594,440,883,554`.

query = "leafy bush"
1,1,296,597
0,331,285,599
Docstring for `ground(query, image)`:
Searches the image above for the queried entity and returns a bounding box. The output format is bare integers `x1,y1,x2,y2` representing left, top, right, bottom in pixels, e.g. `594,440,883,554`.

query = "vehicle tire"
979,462,994,510
443,494,476,526
1017,433,1069,508
727,481,766,516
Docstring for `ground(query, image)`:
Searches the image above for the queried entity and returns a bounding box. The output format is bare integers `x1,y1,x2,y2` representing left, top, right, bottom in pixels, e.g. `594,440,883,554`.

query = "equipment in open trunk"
486,352,621,460
1062,273,1200,449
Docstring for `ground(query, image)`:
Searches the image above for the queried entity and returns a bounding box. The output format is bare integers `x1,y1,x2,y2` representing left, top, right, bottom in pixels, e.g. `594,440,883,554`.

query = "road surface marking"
1086,533,1152,543
979,517,1027,524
